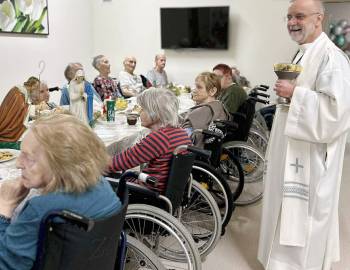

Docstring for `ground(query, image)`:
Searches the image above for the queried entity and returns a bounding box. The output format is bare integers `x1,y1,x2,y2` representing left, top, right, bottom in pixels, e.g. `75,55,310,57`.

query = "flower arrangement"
0,0,48,34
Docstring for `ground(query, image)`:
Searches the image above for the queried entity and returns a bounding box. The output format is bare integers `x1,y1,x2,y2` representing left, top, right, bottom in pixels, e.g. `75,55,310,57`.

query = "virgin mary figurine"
69,69,92,124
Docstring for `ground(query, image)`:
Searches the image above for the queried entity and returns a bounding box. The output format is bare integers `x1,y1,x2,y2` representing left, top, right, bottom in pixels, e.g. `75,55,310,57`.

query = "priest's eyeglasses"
285,12,320,22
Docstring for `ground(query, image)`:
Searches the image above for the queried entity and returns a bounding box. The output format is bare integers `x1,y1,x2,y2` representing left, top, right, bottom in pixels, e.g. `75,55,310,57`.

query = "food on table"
0,151,14,162
115,98,128,111
131,105,142,114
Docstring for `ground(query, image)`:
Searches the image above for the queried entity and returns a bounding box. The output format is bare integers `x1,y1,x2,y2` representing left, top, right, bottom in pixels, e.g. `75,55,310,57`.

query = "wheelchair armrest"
213,119,238,130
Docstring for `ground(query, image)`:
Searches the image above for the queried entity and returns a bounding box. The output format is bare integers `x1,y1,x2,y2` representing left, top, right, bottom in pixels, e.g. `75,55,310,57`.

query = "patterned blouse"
93,76,121,100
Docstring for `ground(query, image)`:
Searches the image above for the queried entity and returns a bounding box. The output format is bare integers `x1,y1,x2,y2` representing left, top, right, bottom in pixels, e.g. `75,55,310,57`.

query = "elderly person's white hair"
137,88,179,127
92,55,105,70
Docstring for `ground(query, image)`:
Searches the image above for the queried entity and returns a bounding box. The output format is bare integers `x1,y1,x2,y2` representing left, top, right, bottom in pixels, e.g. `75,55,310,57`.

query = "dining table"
0,92,195,181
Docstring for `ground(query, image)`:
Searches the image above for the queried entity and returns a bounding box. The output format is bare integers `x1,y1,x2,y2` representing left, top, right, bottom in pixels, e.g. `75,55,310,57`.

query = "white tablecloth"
93,113,149,150
178,93,195,114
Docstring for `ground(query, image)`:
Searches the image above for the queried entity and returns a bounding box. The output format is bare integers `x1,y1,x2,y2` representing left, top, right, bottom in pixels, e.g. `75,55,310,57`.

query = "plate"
0,149,18,163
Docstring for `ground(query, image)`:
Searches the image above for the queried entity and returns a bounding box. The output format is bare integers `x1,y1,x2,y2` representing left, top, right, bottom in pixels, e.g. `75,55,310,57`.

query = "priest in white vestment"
258,0,350,269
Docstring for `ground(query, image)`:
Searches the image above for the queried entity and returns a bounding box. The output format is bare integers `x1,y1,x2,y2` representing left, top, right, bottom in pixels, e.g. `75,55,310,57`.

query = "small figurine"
69,69,92,124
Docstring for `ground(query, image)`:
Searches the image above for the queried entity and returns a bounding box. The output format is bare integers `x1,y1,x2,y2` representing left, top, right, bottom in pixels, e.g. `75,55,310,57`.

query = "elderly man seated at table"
109,88,191,193
0,114,121,269
181,72,231,148
146,54,168,88
92,54,121,100
0,77,48,144
60,62,102,107
118,56,144,97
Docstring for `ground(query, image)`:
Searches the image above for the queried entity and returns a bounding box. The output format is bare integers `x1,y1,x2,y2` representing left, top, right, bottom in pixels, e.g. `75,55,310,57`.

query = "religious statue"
69,69,93,124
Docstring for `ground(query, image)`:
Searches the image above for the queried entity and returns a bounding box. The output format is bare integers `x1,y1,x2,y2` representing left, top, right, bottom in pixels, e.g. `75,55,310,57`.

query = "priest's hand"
274,79,295,98
0,178,30,218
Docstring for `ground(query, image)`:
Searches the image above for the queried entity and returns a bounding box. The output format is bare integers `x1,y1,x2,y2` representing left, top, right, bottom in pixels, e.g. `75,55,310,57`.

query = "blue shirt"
0,178,121,270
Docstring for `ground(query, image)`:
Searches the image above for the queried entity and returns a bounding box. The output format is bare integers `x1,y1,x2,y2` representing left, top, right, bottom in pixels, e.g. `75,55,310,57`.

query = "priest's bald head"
287,0,325,45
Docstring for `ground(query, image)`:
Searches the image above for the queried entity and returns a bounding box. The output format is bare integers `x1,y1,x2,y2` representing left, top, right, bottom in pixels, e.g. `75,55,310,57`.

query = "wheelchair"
190,127,243,233
222,85,269,205
31,174,165,270
108,145,222,265
197,85,269,206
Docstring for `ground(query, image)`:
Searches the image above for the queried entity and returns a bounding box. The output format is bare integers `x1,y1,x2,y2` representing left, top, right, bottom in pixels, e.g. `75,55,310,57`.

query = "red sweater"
110,127,191,193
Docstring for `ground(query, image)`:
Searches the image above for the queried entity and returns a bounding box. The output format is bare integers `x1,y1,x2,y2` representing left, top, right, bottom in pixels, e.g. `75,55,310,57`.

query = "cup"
126,113,138,125
106,100,115,122
273,63,302,105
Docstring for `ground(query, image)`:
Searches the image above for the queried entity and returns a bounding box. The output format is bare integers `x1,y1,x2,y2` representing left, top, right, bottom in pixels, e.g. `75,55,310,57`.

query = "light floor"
203,144,350,270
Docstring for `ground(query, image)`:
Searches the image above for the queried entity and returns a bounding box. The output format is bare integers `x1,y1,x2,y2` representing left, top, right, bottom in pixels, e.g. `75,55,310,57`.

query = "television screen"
160,6,229,50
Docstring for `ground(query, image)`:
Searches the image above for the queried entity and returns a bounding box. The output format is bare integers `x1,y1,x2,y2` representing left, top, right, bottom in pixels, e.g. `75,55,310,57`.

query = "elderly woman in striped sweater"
109,88,191,193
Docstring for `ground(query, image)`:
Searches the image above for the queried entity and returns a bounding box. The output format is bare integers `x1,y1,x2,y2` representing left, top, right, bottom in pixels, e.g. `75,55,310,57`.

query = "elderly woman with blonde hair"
0,114,121,269
181,71,231,147
109,87,192,193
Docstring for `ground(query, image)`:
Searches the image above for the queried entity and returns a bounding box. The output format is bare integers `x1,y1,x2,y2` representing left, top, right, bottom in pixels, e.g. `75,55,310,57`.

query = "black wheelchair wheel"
191,160,234,231
219,148,245,201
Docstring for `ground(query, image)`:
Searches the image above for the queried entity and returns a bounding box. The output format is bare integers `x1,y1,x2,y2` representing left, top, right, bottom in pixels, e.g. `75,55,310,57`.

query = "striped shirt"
110,127,191,193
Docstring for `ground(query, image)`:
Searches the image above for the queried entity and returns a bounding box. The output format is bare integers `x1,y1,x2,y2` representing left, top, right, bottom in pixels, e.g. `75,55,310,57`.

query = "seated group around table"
0,62,248,267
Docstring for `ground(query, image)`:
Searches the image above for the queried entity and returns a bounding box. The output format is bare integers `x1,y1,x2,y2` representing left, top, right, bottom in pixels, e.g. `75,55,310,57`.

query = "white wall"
92,0,296,91
1,0,295,103
0,0,94,104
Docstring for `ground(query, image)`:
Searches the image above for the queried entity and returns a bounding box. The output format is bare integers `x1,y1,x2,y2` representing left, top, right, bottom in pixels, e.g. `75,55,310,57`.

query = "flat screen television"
160,6,229,50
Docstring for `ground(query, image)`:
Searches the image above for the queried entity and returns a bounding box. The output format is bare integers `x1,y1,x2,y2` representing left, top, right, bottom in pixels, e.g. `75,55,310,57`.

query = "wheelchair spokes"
125,204,201,270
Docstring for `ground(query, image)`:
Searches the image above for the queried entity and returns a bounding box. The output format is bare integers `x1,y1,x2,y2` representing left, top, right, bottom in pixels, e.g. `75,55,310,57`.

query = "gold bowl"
274,63,302,80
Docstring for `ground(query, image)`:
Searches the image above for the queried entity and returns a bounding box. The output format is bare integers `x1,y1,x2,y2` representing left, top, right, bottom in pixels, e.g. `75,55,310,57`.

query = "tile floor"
203,144,350,270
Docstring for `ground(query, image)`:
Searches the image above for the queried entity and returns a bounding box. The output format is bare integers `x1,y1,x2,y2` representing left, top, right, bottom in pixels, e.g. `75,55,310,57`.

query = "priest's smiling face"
286,0,324,45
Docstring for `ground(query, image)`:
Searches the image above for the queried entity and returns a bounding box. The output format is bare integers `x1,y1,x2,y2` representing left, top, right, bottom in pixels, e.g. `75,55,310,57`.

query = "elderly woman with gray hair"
92,55,121,100
109,88,191,193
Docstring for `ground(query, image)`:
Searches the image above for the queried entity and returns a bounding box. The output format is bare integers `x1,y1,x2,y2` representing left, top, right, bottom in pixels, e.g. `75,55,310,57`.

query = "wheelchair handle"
138,172,157,185
48,86,60,92
119,171,157,185
253,84,269,91
250,92,270,98
249,96,270,104
187,145,212,159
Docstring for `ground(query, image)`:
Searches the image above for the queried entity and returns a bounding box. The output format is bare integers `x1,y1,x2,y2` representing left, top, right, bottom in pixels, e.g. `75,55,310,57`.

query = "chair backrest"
226,98,256,142
32,184,128,270
165,152,196,210
140,74,152,88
